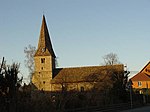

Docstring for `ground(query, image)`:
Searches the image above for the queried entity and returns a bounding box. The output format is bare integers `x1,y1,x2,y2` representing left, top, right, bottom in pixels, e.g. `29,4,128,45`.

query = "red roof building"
131,62,150,92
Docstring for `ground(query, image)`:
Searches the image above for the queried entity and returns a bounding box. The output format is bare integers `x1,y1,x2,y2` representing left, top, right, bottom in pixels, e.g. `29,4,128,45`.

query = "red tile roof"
131,73,150,81
139,61,150,73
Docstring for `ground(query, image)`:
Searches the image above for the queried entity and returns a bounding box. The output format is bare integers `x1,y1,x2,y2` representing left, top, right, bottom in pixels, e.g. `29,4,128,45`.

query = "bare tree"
102,53,130,103
103,53,120,65
24,44,36,81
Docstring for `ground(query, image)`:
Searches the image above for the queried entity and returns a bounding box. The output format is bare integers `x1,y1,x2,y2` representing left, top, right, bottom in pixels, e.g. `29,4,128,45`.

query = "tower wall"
32,56,55,91
34,56,53,73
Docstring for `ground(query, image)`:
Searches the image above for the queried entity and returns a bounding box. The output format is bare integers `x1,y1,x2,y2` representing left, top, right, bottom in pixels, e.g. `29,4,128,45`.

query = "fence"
65,102,144,112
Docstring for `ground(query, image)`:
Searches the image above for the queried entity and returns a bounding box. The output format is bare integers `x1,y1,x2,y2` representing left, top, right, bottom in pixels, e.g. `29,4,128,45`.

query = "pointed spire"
34,15,56,57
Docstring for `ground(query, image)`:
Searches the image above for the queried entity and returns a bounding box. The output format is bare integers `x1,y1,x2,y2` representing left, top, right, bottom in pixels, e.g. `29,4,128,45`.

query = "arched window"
80,86,84,92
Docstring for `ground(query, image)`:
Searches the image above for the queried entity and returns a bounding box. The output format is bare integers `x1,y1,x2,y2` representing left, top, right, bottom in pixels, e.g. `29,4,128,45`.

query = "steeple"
34,15,56,57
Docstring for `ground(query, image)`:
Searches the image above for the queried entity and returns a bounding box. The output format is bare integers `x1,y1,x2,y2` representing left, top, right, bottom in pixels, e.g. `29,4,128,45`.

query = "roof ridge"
139,61,150,73
56,64,123,69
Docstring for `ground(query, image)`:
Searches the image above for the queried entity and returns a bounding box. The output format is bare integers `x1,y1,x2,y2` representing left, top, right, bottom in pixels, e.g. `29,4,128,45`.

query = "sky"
0,0,150,81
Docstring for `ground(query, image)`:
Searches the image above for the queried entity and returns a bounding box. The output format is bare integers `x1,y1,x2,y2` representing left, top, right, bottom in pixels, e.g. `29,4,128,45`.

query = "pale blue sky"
0,0,150,80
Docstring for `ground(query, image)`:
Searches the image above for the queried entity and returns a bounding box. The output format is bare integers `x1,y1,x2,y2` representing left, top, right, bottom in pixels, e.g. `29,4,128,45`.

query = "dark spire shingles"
34,15,56,57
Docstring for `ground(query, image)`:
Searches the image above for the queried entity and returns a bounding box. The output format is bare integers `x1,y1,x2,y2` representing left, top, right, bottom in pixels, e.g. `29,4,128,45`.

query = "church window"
138,81,142,87
80,87,84,92
41,58,45,63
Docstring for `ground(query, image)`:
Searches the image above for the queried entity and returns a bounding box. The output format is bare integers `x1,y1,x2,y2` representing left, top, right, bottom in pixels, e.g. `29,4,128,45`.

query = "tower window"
41,58,45,63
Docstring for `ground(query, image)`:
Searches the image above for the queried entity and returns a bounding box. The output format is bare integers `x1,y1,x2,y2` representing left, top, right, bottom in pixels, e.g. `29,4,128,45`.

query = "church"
32,15,124,92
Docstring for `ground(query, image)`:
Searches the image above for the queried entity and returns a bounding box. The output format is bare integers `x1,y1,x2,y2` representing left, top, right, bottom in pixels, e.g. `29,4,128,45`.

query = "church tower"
32,15,56,91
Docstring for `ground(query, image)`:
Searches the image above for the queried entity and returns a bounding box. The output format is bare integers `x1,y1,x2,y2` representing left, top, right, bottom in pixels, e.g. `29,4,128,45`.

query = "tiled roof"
131,61,150,81
131,72,150,81
139,61,150,73
34,15,56,57
51,64,124,83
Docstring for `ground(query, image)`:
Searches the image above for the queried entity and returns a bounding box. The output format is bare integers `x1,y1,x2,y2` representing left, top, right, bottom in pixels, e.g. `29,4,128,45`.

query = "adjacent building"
131,62,150,93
